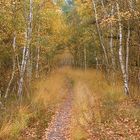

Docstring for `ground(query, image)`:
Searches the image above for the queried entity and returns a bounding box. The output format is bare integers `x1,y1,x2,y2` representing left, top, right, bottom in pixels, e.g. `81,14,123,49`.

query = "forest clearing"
0,0,140,140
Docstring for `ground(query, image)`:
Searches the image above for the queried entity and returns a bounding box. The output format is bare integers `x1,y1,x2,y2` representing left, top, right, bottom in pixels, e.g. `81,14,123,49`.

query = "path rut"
43,79,73,140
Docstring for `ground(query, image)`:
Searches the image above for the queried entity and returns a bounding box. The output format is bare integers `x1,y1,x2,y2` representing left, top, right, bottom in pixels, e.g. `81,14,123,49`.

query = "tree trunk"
35,27,40,78
109,6,115,70
35,45,40,78
126,22,131,89
117,3,130,95
92,0,109,70
84,45,87,71
109,5,116,84
5,32,16,98
18,0,33,101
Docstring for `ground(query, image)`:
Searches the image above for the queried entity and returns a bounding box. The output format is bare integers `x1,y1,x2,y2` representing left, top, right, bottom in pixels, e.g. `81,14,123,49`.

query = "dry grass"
32,69,67,108
61,68,140,140
0,69,67,140
0,105,31,139
0,67,139,140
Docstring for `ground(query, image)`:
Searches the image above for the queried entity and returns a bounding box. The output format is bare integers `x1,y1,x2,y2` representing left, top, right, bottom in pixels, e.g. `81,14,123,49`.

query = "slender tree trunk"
117,3,130,95
18,0,33,101
126,22,131,88
35,27,40,78
95,52,99,73
109,5,116,84
5,33,16,98
36,45,40,78
84,45,87,71
26,50,32,96
92,0,109,70
18,42,29,100
109,6,115,69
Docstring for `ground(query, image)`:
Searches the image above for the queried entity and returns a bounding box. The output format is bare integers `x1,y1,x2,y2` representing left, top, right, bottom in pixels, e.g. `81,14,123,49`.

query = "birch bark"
117,3,130,95
126,22,131,88
18,0,33,100
35,27,40,78
92,0,109,68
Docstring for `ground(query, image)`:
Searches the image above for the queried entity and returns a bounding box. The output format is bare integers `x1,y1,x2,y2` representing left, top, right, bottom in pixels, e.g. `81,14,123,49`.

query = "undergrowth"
0,70,67,140
0,67,139,140
62,68,140,140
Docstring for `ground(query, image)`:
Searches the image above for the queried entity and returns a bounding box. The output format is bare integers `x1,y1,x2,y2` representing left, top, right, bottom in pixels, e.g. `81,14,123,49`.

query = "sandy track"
43,79,73,140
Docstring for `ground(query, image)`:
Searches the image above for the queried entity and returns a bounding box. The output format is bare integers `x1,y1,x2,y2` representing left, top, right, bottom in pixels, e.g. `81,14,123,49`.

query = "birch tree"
5,32,16,98
116,2,130,95
92,0,109,71
18,0,33,100
35,27,40,78
5,2,19,98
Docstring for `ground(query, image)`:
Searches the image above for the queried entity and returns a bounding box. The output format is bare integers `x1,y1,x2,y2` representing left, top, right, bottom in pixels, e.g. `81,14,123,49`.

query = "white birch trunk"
35,45,40,78
92,0,109,67
35,27,40,78
110,6,115,70
117,3,130,95
18,0,33,100
26,51,32,96
109,6,116,84
126,22,131,87
5,33,16,98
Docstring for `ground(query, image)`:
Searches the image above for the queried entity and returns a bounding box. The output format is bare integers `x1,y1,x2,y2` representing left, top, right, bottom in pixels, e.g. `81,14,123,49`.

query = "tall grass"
61,68,140,139
0,67,139,139
0,69,67,140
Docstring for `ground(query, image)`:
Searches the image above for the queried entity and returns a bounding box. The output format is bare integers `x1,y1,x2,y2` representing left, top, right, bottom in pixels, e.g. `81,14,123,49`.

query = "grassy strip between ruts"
65,68,140,140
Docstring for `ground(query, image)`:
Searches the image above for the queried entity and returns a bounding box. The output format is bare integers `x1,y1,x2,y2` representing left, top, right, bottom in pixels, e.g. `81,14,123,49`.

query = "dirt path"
43,79,73,140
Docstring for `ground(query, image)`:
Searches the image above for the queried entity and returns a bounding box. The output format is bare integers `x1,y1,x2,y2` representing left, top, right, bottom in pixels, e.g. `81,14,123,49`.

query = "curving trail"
43,79,73,140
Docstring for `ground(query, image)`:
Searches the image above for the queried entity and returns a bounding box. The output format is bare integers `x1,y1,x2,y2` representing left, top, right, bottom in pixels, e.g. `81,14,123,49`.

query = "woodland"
0,0,140,139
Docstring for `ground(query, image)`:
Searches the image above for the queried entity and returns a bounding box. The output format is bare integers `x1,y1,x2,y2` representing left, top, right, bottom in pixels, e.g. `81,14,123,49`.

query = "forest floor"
1,67,140,140
18,70,75,140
